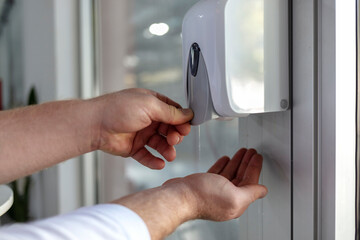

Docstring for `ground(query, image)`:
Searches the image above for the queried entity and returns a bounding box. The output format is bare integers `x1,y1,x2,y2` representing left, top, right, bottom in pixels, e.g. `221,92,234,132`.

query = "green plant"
8,86,38,222
8,176,32,222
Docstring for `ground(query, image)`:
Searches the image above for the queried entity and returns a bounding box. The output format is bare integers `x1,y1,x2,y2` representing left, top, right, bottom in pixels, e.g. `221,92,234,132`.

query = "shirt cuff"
82,204,151,240
0,204,151,240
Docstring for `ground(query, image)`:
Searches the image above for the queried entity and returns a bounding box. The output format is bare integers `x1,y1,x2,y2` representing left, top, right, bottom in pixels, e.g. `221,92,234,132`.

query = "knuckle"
167,105,177,123
146,95,156,105
144,96,157,112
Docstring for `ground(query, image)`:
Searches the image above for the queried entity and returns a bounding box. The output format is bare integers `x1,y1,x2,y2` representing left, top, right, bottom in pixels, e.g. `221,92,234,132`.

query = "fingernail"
176,136,180,145
181,108,193,116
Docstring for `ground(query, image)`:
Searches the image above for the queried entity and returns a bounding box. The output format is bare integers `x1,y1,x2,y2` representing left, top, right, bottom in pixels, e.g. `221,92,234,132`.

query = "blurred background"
0,1,291,239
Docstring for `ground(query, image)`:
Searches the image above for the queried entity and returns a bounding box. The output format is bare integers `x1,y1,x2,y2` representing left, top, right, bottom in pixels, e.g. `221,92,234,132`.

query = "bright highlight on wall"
149,23,169,36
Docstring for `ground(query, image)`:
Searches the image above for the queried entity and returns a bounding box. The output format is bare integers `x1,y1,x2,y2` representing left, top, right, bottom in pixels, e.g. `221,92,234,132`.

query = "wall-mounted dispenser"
183,0,289,125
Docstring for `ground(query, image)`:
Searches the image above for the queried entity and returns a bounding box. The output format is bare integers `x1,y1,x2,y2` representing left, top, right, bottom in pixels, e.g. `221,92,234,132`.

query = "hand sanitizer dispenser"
183,0,289,125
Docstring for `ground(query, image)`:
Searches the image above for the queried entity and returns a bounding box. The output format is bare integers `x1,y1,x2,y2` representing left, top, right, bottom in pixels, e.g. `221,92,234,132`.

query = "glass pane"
118,1,246,239
0,1,24,110
122,0,200,191
99,1,291,240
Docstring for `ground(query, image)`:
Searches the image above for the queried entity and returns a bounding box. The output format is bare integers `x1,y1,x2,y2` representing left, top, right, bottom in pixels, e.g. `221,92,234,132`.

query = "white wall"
0,0,82,219
53,0,82,215
97,0,131,203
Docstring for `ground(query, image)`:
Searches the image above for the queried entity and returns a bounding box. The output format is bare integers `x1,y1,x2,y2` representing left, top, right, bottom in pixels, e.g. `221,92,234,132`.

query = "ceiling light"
149,23,169,36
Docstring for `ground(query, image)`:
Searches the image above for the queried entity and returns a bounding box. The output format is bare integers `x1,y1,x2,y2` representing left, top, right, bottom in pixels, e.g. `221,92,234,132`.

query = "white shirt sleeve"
0,204,151,240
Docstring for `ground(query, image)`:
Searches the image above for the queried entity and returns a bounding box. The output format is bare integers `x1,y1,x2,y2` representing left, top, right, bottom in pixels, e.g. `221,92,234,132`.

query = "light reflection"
231,78,264,111
225,0,265,112
123,55,139,68
149,22,169,36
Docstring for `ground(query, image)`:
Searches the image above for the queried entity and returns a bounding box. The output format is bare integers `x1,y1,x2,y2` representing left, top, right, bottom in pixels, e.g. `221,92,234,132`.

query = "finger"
238,184,268,206
147,134,176,162
167,123,191,145
149,97,194,125
157,124,187,146
220,148,247,180
167,126,182,146
150,91,182,108
158,123,170,136
178,135,184,144
238,154,263,186
134,88,183,108
130,123,160,153
158,123,191,138
208,156,230,174
234,149,257,182
175,123,192,136
132,147,166,169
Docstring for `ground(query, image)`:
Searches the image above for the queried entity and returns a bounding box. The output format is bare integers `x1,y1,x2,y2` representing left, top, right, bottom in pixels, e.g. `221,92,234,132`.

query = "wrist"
113,182,198,240
85,97,104,152
160,182,198,222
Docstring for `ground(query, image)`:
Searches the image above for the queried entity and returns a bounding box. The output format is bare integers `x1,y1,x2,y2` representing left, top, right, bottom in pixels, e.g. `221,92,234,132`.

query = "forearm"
0,100,99,183
113,183,196,240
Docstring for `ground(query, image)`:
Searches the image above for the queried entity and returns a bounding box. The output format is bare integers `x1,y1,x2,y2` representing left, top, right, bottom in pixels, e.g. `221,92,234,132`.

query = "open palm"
164,148,268,221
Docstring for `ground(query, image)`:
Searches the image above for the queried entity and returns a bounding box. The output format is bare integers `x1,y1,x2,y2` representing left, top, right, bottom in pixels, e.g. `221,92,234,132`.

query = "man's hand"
164,148,268,221
90,88,193,169
115,148,268,240
0,88,192,183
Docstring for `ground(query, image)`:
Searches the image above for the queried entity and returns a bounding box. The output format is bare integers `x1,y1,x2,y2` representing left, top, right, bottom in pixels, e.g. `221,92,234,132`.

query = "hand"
163,148,268,221
114,148,268,240
90,88,193,169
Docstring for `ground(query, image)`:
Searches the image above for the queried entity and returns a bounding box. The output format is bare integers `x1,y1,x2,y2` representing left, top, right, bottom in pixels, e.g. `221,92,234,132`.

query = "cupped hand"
90,88,193,169
163,148,268,221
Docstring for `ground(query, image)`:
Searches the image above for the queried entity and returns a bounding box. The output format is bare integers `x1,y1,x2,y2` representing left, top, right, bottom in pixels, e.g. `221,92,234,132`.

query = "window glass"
118,1,247,239
122,0,199,191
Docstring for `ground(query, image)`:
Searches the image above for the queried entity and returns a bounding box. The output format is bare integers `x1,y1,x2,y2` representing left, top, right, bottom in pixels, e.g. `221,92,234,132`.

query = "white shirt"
0,204,151,240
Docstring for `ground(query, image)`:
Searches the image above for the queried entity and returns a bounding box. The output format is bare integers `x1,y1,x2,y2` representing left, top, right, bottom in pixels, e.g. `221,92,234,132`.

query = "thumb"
238,184,268,205
150,98,194,125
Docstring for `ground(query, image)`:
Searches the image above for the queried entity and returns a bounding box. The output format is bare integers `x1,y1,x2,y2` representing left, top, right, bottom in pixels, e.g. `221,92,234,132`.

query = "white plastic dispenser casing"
183,0,289,125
